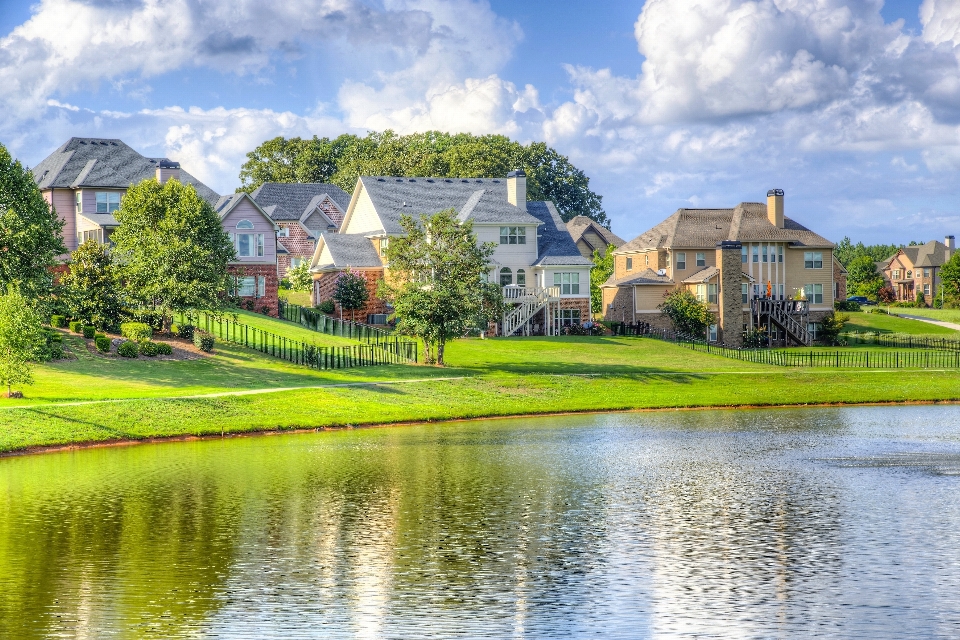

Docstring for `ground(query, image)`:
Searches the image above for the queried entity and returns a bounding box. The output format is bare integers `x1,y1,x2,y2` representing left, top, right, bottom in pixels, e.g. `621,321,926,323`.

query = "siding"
80,188,125,217
342,187,382,234
48,189,78,252
476,223,539,267
222,199,277,264
635,285,672,311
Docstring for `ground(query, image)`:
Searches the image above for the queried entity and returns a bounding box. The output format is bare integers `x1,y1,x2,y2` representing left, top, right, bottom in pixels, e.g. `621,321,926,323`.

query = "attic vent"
100,141,108,145
396,178,403,182
110,142,118,146
492,179,500,183
475,179,483,183
79,141,86,144
377,178,385,182
461,180,469,183
408,179,416,182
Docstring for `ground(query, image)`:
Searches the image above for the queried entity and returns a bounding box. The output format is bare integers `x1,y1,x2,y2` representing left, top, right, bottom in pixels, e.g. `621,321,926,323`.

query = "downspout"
632,286,637,323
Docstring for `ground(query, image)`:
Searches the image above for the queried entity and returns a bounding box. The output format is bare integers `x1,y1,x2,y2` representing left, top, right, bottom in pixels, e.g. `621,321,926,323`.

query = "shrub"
172,323,194,341
280,278,291,289
81,325,96,339
317,299,335,314
130,309,164,332
834,300,861,312
193,331,215,352
243,299,255,311
155,342,173,355
117,341,139,358
870,307,889,315
139,341,160,357
50,315,67,328
69,320,83,333
261,306,271,315
95,335,111,353
120,322,152,342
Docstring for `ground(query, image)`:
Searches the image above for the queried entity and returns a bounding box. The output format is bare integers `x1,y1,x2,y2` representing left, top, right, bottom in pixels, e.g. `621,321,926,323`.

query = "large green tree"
0,287,45,397
239,131,608,226
658,289,714,338
0,142,66,303
332,270,369,322
61,241,125,330
834,236,900,267
847,255,885,299
112,179,235,331
590,245,615,315
940,251,960,307
379,209,496,365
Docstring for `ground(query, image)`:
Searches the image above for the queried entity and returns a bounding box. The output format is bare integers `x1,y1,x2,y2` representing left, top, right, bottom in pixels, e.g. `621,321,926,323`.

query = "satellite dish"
657,269,667,276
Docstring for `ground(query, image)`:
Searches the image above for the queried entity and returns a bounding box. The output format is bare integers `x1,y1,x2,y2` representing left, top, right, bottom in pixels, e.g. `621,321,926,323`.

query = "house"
31,138,219,253
214,192,282,316
248,183,351,277
566,215,625,259
308,171,592,332
602,190,844,346
881,237,955,304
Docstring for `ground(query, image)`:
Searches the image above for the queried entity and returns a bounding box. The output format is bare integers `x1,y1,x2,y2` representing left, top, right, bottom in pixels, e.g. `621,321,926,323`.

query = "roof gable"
566,216,625,248
215,192,279,230
249,183,350,224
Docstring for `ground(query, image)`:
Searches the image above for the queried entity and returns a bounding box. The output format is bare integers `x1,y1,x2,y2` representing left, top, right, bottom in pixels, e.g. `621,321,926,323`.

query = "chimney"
157,159,181,184
715,241,743,348
947,235,956,260
507,169,526,211
766,189,784,228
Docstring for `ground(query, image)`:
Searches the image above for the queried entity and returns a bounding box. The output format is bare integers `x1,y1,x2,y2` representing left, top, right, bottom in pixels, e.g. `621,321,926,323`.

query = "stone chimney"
507,169,526,211
766,189,784,228
946,235,955,259
716,241,743,348
157,159,181,184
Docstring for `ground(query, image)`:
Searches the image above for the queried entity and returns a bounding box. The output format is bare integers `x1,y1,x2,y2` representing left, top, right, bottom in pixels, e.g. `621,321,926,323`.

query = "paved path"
896,314,960,332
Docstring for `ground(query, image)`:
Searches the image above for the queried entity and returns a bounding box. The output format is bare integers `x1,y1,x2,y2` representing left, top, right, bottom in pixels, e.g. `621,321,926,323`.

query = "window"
924,268,931,278
666,253,671,268
237,233,265,257
778,284,784,300
807,322,820,340
741,283,749,304
778,245,783,263
77,229,104,245
924,283,931,295
804,252,823,269
645,254,649,266
707,283,718,304
804,283,823,304
762,245,768,263
499,227,526,245
893,269,901,280
708,324,718,342
626,257,633,271
752,246,759,263
500,267,512,286
741,246,748,264
278,227,289,237
753,284,762,298
257,276,266,298
236,219,254,230
554,272,580,295
555,309,581,327
907,270,913,279
96,192,120,213
517,269,526,286
75,191,82,214
696,252,706,267
378,237,389,257
676,252,686,270
695,284,706,303
237,277,256,297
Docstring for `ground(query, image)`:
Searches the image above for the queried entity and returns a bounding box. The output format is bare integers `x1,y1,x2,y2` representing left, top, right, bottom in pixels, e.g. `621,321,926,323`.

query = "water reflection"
1,406,959,637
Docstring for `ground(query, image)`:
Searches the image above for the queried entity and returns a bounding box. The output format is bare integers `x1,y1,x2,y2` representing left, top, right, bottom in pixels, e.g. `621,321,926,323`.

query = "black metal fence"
194,312,417,369
841,331,960,351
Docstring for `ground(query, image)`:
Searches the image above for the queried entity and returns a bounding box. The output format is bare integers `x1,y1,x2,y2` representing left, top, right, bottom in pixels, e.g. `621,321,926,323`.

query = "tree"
287,261,313,292
834,236,899,267
0,287,45,397
878,286,896,304
590,245,615,315
940,251,960,300
332,270,369,321
847,255,884,299
816,311,848,346
111,179,235,332
60,241,125,331
0,142,67,304
379,209,496,365
658,289,714,338
240,131,609,226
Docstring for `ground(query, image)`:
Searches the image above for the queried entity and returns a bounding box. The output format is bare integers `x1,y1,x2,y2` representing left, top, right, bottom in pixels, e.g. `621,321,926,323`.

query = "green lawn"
279,287,312,307
890,308,960,326
842,310,959,335
223,309,359,346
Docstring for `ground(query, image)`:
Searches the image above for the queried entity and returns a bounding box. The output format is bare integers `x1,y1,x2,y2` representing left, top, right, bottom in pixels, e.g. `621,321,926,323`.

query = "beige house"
881,237,955,304
566,216,625,259
602,190,844,346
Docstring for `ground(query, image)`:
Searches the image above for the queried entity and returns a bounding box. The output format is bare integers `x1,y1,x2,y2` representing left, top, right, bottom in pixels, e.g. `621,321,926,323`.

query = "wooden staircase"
752,298,811,346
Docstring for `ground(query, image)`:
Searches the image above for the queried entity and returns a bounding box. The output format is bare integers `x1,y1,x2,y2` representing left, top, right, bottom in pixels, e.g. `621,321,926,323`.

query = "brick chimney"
766,189,784,228
157,159,181,184
716,240,744,348
507,169,526,211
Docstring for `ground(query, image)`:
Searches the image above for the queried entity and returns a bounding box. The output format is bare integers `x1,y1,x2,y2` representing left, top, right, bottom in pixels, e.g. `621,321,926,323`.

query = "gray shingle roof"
315,233,383,270
602,268,674,287
30,137,220,205
899,241,951,268
526,201,593,266
78,213,119,227
566,215,625,248
249,183,350,224
358,176,542,234
616,202,834,253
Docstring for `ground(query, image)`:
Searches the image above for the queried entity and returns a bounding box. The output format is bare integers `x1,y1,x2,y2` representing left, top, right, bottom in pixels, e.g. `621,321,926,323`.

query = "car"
845,296,875,306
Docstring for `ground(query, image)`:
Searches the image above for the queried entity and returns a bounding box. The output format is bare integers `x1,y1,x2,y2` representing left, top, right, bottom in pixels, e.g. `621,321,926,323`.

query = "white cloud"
921,0,960,46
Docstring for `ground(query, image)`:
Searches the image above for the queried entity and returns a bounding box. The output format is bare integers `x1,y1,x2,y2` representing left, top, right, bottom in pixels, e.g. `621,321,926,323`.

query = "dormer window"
378,237,390,257
236,219,254,230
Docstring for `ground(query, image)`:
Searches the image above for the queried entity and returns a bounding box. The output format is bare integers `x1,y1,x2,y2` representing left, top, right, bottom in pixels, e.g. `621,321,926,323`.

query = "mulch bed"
59,329,212,362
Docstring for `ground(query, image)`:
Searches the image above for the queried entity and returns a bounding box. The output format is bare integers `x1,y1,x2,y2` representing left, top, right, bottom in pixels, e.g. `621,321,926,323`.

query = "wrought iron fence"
841,331,960,351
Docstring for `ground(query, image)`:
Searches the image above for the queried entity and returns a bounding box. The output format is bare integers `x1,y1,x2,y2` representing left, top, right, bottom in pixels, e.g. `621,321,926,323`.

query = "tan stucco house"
881,237,955,304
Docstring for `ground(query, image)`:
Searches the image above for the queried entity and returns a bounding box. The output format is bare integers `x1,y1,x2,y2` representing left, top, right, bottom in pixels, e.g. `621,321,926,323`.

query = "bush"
37,329,66,361
50,315,67,328
155,342,173,355
172,323,194,341
117,341,139,358
834,300,861,312
95,335,111,353
243,299,255,311
129,309,164,332
261,306,271,315
81,325,96,339
69,320,83,333
870,307,889,315
280,278,291,289
139,341,160,357
120,322,153,342
317,299,336,314
193,331,215,352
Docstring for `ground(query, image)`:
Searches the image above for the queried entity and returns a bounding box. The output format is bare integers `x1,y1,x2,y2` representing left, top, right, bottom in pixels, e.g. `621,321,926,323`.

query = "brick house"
214,193,282,316
602,190,846,346
881,237,955,305
566,215,625,259
248,183,351,277
309,171,592,332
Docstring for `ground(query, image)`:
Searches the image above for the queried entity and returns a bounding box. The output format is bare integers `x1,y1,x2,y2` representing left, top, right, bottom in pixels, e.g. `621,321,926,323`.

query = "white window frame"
516,269,526,286
741,246,748,264
741,283,748,304
696,252,706,267
555,308,581,327
807,322,819,340
695,284,706,303
236,219,255,230
237,276,256,297
500,267,513,286
676,252,686,270
762,245,769,263
752,245,759,263
804,283,824,304
924,283,930,295
237,233,265,258
554,272,580,295
278,227,290,237
95,191,120,213
804,251,823,269
499,226,526,245
778,245,784,263
707,283,718,304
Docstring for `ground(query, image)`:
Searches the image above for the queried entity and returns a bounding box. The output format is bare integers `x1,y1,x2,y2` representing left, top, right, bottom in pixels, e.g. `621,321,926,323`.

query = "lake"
2,406,959,638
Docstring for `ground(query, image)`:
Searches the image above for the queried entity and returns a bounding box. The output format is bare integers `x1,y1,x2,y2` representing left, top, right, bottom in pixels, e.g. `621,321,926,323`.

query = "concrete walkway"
896,314,960,332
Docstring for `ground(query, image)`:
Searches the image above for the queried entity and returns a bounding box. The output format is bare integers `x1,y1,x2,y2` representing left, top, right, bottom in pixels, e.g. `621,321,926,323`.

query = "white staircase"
502,287,561,336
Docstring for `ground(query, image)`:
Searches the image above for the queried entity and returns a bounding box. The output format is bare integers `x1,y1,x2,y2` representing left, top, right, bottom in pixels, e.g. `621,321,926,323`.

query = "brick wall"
277,223,316,278
833,259,847,302
312,269,390,322
228,263,279,317
602,286,635,322
717,242,743,347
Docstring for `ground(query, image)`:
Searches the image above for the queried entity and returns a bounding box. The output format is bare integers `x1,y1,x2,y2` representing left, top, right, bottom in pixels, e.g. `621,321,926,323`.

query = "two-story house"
248,183,351,277
882,237,955,305
214,192,282,316
566,216,625,259
308,171,592,332
602,190,844,346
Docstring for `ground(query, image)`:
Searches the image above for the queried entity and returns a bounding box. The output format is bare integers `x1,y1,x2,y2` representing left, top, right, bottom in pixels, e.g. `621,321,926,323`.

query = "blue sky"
2,0,959,244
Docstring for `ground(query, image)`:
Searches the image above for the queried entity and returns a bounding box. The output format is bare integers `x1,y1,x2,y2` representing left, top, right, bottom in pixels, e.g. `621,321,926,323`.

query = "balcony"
502,286,561,301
